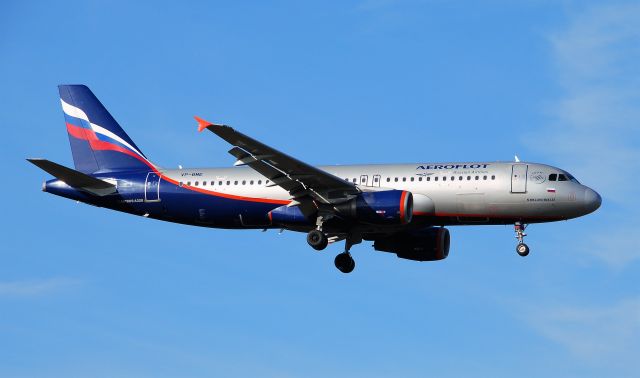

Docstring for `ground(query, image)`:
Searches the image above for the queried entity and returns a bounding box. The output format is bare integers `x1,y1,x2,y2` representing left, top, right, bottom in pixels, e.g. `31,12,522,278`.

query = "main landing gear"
305,222,360,273
514,222,530,257
334,235,361,274
334,252,355,274
307,229,328,250
306,215,329,251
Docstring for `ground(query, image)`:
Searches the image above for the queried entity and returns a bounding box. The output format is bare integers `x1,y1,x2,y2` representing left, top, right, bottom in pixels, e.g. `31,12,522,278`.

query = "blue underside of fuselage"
44,169,564,232
46,171,286,229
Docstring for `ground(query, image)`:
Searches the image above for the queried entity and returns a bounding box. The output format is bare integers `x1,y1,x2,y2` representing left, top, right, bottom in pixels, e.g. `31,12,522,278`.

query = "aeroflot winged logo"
416,164,490,170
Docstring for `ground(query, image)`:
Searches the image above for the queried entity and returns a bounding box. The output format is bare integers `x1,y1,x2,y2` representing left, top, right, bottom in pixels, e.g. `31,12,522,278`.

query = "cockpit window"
548,173,557,181
558,174,568,181
565,173,580,183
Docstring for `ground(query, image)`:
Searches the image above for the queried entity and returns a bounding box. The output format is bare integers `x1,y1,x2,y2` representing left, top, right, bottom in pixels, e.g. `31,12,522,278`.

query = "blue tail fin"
59,85,154,173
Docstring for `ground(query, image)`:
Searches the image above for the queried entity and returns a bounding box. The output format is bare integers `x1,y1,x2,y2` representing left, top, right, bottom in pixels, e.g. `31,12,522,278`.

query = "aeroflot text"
416,164,490,170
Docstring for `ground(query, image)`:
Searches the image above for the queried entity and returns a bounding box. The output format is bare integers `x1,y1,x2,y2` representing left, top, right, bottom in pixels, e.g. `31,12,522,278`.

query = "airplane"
28,85,602,273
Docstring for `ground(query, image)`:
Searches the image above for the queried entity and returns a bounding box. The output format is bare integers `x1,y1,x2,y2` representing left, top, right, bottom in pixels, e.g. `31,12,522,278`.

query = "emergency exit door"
511,164,528,193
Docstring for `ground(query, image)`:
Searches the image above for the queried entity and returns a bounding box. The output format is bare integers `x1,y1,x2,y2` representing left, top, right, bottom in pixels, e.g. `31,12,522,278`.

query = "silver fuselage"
162,161,601,226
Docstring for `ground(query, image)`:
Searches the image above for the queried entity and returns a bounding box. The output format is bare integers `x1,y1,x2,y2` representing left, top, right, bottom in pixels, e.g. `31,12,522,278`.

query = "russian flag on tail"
59,85,155,174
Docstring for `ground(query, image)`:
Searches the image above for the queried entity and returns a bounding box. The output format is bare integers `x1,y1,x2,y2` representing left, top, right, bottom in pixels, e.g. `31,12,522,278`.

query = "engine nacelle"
374,227,450,261
268,205,307,226
337,190,413,225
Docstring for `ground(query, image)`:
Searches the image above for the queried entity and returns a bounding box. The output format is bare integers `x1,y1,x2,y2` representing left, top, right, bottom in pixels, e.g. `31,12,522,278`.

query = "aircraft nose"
583,187,602,214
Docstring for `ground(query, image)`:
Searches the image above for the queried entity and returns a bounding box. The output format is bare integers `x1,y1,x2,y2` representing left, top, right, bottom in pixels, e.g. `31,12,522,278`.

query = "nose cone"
583,187,602,214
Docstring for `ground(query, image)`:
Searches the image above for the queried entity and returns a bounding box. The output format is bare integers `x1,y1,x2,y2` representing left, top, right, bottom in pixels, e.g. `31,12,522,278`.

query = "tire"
516,243,530,257
334,252,355,273
307,229,328,251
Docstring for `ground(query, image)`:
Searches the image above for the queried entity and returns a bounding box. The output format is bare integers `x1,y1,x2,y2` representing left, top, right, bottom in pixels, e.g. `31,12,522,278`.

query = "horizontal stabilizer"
27,158,117,196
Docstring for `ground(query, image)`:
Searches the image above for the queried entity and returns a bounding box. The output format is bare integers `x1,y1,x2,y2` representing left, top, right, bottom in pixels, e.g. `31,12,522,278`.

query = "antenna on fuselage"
514,155,520,163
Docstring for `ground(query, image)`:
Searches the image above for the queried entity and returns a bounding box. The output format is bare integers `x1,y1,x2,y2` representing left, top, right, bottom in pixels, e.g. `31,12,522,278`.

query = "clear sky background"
2,1,639,377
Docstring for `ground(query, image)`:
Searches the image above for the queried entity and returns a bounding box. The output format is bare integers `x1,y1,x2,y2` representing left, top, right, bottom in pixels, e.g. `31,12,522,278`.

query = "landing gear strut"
334,234,361,274
514,222,530,257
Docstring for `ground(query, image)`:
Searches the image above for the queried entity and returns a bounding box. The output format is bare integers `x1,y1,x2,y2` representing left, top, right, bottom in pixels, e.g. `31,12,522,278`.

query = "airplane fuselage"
44,161,601,231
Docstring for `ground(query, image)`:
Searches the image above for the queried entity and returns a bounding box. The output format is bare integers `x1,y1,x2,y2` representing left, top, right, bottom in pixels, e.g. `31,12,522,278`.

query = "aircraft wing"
196,117,359,206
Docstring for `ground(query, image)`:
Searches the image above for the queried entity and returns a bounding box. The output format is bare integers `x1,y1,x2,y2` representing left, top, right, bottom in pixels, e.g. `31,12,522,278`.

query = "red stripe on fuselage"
163,176,290,205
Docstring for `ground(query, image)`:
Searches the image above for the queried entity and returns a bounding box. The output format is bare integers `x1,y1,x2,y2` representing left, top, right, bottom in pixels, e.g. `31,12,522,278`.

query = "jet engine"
374,227,450,261
335,190,413,225
269,190,413,227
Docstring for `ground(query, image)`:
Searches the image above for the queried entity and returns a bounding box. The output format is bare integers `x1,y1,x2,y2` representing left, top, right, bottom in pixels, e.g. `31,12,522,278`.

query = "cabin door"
511,164,528,193
145,172,161,202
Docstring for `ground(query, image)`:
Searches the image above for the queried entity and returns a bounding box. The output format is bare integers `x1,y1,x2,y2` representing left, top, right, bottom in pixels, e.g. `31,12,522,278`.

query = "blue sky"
2,1,639,376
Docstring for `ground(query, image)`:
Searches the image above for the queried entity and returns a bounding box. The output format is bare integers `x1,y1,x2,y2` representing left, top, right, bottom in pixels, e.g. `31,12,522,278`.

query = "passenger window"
242,180,246,185
459,176,463,181
418,177,422,182
451,176,455,181
266,180,270,184
386,177,390,182
179,181,183,186
558,174,568,181
402,177,406,182
187,181,191,186
352,178,357,183
483,176,487,180
491,175,496,180
443,177,447,181
435,177,439,181
211,181,215,186
394,177,398,182
410,177,414,182
258,180,262,185
219,181,223,185
202,181,206,186
549,174,557,181
374,177,379,182
475,176,479,180
234,181,238,185
226,181,230,185
250,180,254,185
427,177,431,181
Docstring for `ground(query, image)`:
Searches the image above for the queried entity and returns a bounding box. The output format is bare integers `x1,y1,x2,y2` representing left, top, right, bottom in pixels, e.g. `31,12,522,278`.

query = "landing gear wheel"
514,222,530,257
516,243,530,257
334,252,355,273
307,229,328,251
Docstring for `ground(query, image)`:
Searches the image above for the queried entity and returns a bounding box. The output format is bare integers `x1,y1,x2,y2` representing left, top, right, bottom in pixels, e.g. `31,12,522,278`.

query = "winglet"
195,116,213,132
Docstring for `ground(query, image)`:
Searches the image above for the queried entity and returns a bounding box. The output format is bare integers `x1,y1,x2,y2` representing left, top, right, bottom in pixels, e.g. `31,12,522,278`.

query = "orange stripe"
160,175,290,205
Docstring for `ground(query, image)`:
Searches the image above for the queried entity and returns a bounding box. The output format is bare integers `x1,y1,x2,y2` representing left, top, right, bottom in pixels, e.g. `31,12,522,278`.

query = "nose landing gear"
514,222,530,257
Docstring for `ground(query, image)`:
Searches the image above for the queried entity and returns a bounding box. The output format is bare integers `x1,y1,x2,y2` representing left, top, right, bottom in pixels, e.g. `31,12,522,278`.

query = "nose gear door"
511,164,528,193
